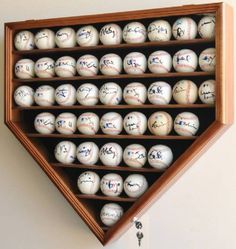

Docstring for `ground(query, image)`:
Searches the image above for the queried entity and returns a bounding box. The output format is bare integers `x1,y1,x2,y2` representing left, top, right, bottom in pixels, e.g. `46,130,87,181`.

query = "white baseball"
173,49,198,73
76,142,99,165
34,57,55,78
198,16,215,39
172,17,197,40
148,144,173,170
99,53,122,75
14,30,35,51
148,111,173,136
172,80,198,104
99,82,122,105
76,25,99,47
124,174,148,198
34,85,55,106
100,173,123,197
123,22,147,43
55,112,77,134
174,112,200,136
123,112,147,135
147,81,172,105
123,82,147,105
99,143,123,166
148,50,172,73
35,29,55,49
199,48,216,72
77,112,99,135
148,20,172,41
15,59,35,79
100,203,124,226
100,112,123,135
54,141,76,164
76,54,99,76
55,84,76,106
55,56,76,77
77,171,100,195
76,83,99,106
123,52,147,75
34,112,55,134
55,27,76,48
198,79,216,104
100,23,122,45
14,85,34,107
123,144,147,168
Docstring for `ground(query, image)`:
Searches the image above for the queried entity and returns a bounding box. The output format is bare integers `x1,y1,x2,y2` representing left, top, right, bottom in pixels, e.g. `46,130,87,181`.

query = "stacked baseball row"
55,141,173,170
34,111,199,136
14,47,216,80
14,16,215,51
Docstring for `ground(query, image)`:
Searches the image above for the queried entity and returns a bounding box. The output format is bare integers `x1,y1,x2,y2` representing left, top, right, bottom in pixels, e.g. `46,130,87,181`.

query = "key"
136,231,144,247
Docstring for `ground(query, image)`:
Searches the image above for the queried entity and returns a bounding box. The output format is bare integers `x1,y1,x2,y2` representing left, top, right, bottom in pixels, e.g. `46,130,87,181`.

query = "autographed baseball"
174,112,200,136
99,53,122,75
124,174,148,198
148,50,172,73
77,112,99,135
198,15,215,39
35,29,55,49
15,59,35,79
34,112,55,134
76,142,99,165
34,85,55,106
99,82,122,105
55,56,76,77
123,22,147,43
148,111,173,136
147,81,172,105
76,54,99,76
76,83,99,106
147,20,172,41
123,112,147,135
123,144,147,168
100,112,123,135
123,82,147,105
100,203,124,226
100,23,122,45
99,143,123,167
14,30,35,50
148,144,173,170
55,84,77,106
54,141,76,164
77,171,100,195
199,48,216,72
100,173,123,197
55,112,77,134
172,17,197,40
34,57,55,78
123,52,147,74
76,25,99,47
172,80,198,104
55,27,76,48
14,85,34,107
173,49,198,72
198,79,215,104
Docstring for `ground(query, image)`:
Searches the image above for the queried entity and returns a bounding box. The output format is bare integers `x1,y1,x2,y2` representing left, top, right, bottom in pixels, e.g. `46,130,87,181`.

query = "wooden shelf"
52,163,163,173
13,71,215,83
27,133,198,140
13,38,215,55
76,194,137,202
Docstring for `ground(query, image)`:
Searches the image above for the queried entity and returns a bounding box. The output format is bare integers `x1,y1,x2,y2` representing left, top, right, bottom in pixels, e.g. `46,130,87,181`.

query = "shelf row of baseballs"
14,79,215,108
14,16,215,51
34,111,200,137
14,47,216,80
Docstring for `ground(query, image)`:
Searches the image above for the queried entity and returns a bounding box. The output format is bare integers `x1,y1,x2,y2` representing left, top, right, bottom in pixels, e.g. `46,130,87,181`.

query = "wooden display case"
4,3,233,246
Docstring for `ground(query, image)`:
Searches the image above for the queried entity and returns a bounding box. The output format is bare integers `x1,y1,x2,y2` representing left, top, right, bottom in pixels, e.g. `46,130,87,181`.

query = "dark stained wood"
76,194,137,202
